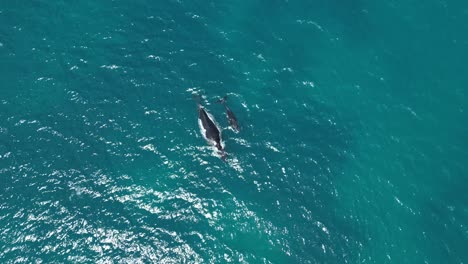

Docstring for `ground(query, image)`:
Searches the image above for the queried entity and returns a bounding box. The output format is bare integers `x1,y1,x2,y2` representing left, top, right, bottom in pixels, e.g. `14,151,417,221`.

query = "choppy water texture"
1,1,467,263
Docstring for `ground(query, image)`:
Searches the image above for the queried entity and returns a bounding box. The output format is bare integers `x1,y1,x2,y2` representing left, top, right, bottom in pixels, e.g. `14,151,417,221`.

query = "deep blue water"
1,1,467,263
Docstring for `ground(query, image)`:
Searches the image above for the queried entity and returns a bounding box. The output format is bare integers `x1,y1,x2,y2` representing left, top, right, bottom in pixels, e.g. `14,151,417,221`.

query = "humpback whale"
196,100,226,158
217,96,239,132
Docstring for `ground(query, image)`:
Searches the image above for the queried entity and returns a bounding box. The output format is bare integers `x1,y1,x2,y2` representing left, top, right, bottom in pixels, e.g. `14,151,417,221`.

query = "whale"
217,96,239,132
197,101,226,159
198,104,222,150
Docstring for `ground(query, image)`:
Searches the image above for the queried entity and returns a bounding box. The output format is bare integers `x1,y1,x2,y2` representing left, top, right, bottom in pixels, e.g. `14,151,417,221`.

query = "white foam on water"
100,64,120,70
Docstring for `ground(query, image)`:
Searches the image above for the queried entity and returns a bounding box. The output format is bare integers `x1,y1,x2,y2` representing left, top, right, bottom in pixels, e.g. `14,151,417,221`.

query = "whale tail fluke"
220,150,228,161
215,142,227,161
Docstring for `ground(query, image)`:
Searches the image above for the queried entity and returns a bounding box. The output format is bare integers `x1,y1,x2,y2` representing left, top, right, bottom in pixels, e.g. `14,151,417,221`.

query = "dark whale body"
198,105,223,151
217,96,239,132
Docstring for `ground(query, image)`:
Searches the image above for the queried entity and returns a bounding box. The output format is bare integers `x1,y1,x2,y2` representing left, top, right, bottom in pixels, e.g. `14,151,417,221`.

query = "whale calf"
217,96,239,132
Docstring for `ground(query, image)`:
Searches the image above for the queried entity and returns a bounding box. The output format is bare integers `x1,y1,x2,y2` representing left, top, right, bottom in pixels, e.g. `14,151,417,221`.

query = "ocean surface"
1,1,467,263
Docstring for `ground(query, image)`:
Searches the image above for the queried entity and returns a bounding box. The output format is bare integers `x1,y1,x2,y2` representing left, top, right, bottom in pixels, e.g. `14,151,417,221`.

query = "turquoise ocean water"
1,1,467,263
